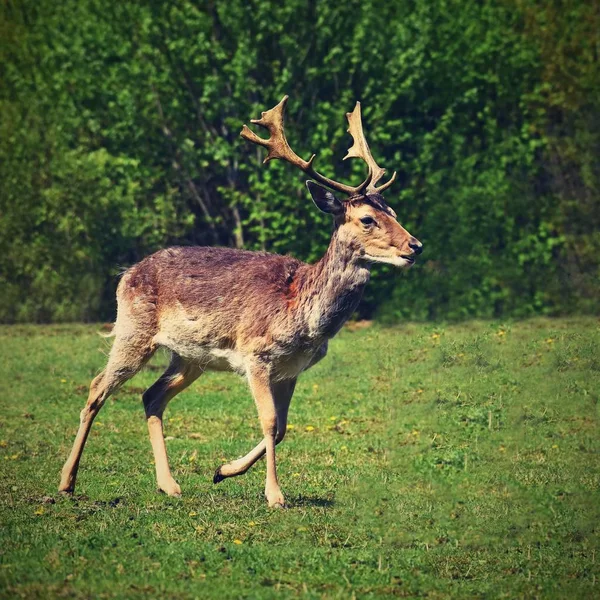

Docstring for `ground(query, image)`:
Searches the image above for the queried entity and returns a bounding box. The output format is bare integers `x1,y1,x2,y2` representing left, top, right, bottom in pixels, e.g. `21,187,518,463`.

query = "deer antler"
241,96,372,197
344,102,396,194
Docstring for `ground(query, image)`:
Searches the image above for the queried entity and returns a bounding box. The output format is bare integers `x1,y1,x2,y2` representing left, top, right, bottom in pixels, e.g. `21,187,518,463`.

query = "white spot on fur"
363,254,414,268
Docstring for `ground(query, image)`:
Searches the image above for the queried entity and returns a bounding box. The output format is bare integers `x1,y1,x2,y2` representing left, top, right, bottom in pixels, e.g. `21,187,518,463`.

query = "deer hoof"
213,467,225,484
158,479,181,497
265,490,286,508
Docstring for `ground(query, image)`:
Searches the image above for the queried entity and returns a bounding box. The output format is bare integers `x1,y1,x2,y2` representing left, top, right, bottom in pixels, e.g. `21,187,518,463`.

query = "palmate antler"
344,102,397,194
241,96,396,198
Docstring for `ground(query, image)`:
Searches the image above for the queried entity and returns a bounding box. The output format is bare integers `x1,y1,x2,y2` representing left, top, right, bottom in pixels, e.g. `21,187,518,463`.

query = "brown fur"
59,196,421,507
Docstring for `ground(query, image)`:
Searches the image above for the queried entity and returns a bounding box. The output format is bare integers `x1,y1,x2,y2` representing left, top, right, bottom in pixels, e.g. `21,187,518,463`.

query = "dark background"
1,0,598,323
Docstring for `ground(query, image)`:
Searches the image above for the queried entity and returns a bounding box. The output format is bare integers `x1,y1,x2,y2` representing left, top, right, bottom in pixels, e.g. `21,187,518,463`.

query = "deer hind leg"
213,379,295,484
143,354,203,497
59,333,155,494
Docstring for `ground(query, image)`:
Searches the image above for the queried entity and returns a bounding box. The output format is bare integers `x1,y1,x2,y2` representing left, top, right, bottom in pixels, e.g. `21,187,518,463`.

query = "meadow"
0,317,598,598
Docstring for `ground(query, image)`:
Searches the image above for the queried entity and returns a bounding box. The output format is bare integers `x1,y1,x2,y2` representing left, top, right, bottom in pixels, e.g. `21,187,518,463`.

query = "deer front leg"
247,366,285,508
214,379,295,483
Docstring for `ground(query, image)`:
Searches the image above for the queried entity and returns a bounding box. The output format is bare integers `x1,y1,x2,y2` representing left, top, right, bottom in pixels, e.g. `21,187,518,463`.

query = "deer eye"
360,216,376,226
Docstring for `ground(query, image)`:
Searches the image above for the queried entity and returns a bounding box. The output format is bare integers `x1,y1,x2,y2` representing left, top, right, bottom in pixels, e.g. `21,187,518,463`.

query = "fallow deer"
59,96,422,507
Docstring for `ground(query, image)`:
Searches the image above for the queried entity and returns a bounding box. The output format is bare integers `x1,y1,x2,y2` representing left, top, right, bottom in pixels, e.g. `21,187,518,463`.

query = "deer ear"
306,181,344,215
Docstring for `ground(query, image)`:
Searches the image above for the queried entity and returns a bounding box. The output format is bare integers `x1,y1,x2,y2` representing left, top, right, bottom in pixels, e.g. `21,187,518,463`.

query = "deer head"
241,96,422,268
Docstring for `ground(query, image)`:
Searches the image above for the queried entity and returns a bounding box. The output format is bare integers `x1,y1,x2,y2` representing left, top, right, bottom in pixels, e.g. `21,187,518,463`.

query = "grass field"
0,317,598,599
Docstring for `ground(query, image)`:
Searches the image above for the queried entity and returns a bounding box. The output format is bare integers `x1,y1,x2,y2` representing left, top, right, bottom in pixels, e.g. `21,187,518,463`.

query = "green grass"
0,318,599,599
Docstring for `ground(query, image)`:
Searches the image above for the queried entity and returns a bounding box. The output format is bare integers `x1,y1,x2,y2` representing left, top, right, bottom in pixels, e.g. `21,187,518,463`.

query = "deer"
59,96,422,508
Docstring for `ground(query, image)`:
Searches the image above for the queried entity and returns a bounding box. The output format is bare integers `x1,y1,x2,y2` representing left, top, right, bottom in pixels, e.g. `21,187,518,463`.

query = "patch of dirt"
345,320,373,332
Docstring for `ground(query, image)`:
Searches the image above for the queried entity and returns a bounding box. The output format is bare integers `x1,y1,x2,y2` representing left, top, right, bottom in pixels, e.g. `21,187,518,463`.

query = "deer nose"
409,238,423,255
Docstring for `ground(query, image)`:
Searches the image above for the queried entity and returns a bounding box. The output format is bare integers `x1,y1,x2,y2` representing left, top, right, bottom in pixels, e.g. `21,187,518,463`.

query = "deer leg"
59,337,154,494
143,355,203,497
214,379,295,483
243,369,291,508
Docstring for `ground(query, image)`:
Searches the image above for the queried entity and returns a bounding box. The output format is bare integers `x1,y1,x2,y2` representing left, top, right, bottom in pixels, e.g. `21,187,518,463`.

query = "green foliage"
0,318,598,597
0,0,598,322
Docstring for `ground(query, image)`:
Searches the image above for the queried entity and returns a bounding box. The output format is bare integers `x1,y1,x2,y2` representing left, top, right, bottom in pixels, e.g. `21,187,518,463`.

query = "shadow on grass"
289,495,334,508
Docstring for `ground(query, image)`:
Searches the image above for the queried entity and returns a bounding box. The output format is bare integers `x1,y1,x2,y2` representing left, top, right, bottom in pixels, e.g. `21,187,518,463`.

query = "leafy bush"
0,0,598,322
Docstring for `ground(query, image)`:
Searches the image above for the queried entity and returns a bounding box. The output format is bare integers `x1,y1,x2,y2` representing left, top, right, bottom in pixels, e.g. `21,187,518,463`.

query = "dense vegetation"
0,318,598,597
1,0,598,323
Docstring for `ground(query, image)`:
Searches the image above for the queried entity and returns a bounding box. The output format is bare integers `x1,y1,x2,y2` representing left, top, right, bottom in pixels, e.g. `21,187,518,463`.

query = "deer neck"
297,226,370,339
